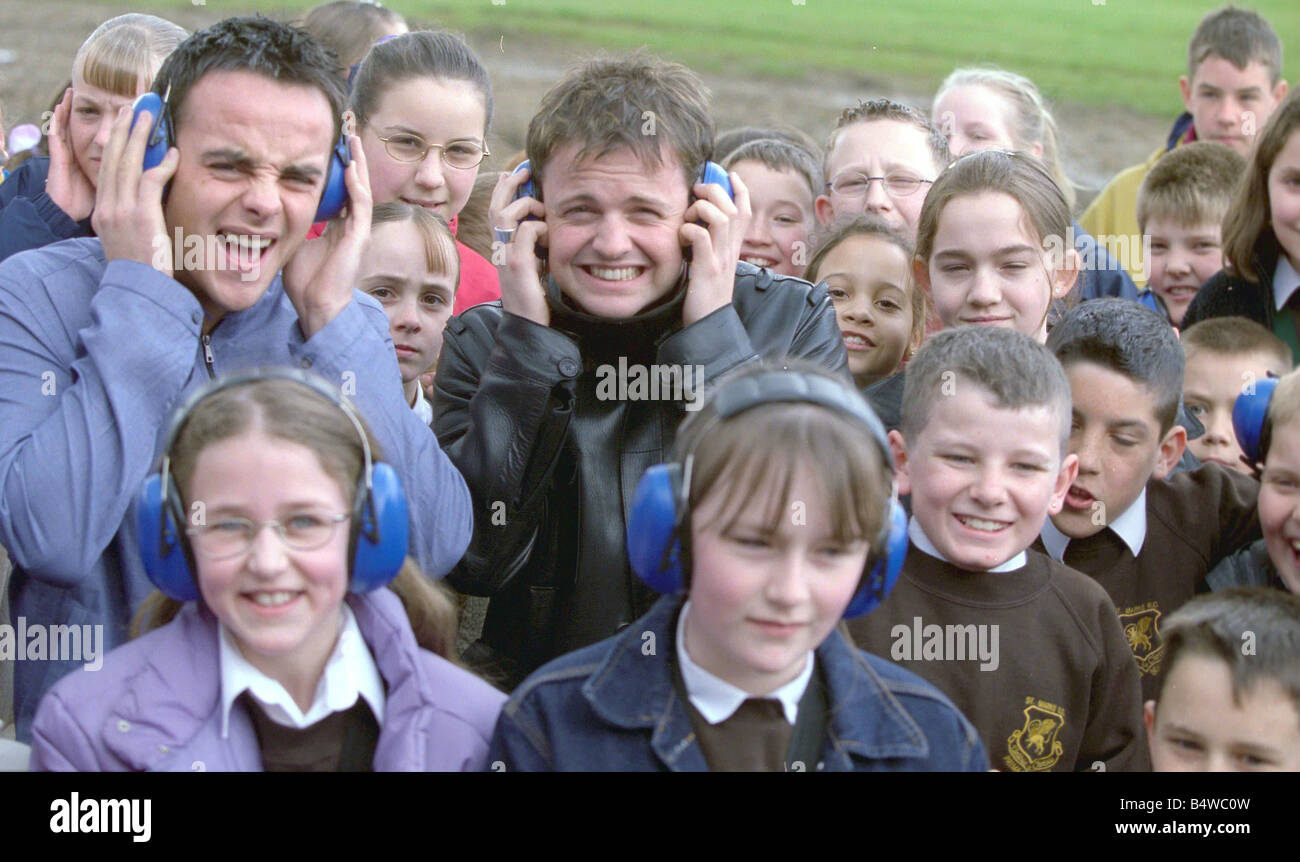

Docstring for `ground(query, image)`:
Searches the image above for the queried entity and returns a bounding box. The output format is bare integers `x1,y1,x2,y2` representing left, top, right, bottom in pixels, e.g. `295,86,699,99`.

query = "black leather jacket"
432,263,849,686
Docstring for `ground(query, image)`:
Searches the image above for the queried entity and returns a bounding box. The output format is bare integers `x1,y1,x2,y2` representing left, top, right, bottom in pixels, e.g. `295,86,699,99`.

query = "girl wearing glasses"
347,31,499,314
28,376,503,771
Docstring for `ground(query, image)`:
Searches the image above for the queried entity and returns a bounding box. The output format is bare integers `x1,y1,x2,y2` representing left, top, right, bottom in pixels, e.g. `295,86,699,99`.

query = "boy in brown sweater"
848,326,1148,771
1040,300,1260,700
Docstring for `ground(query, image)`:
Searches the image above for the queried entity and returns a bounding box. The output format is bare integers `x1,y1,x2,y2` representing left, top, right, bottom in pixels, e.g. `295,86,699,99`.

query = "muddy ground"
0,0,1175,206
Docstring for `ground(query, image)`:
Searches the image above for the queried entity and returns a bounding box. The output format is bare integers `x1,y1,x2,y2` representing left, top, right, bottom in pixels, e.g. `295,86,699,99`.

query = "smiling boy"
815,99,950,239
1039,300,1260,700
848,326,1147,771
1080,6,1287,286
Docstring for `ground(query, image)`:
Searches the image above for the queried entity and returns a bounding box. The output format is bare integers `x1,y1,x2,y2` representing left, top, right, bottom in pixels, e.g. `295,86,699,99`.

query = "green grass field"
147,0,1300,117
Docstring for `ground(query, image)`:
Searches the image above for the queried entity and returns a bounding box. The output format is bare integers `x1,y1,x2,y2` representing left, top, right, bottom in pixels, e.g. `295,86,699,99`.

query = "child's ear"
1273,79,1289,106
1153,423,1188,479
1143,699,1157,738
1048,452,1079,516
814,193,835,226
1179,75,1193,112
1050,247,1081,299
888,429,910,496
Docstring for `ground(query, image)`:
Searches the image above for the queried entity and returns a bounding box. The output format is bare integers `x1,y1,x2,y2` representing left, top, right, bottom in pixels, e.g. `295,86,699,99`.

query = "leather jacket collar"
544,274,688,366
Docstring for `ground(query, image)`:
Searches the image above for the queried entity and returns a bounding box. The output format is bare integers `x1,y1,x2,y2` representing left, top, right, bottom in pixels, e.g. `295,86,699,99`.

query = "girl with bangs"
358,202,460,424
0,14,186,261
488,361,987,771
29,374,503,771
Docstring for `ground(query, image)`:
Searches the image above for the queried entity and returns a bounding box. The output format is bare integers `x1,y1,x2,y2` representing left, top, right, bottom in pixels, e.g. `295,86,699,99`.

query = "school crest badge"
1118,602,1163,676
1004,697,1066,772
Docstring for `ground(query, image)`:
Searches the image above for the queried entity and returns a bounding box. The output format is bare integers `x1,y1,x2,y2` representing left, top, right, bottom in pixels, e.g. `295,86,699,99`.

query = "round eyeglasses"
376,133,490,170
826,172,933,198
186,513,351,560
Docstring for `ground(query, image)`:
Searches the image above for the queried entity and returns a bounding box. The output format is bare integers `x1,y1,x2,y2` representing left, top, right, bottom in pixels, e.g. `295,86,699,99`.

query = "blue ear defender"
131,85,350,222
137,369,410,602
1233,375,1280,468
696,160,734,201
313,133,352,222
626,370,908,619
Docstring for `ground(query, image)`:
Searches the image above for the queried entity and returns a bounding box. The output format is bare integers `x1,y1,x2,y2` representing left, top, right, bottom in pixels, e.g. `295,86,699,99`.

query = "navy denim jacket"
488,595,989,771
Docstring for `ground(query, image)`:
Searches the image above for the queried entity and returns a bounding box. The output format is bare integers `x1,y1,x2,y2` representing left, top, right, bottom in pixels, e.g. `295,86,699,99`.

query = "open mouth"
842,332,875,351
581,265,644,282
241,590,303,613
954,513,1012,533
741,255,777,269
1064,484,1097,511
214,231,275,273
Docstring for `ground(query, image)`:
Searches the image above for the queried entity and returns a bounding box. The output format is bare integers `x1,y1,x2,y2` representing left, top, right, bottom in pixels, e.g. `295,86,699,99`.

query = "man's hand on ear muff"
93,104,178,276
284,133,373,339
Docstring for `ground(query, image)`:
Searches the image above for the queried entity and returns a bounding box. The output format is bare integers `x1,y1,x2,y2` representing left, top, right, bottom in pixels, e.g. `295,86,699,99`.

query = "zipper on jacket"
201,333,215,379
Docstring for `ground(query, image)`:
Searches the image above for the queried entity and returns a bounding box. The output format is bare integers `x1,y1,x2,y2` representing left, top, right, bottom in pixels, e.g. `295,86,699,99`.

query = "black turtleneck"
543,276,692,655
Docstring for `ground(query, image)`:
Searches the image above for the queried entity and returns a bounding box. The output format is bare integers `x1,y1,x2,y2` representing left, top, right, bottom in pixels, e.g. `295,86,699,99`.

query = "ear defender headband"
1233,374,1281,473
132,83,350,222
626,370,908,619
137,369,410,602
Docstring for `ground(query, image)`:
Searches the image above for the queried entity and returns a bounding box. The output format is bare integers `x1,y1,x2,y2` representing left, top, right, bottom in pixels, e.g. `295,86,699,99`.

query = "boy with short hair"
1181,316,1291,472
1145,587,1300,771
815,99,950,237
1136,142,1246,327
848,326,1148,771
722,138,820,277
1039,299,1260,700
1080,6,1287,286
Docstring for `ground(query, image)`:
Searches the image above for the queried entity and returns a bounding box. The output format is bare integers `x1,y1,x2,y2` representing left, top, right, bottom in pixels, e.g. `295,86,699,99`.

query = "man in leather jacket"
433,53,850,688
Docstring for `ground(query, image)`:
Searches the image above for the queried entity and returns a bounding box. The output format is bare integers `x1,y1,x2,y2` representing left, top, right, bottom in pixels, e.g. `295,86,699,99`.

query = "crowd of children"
1,2,1299,772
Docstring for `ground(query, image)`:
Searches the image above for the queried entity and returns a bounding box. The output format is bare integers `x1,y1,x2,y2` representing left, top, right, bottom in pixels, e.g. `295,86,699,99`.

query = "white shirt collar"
219,603,386,738
412,387,433,425
1273,254,1300,311
907,516,1027,572
1040,487,1147,561
675,600,812,725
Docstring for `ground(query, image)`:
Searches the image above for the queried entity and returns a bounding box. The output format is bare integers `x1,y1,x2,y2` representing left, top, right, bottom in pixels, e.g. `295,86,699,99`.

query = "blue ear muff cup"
1234,376,1279,465
697,160,734,202
133,92,170,172
842,498,908,619
348,462,410,593
137,473,202,602
627,463,686,596
314,134,351,222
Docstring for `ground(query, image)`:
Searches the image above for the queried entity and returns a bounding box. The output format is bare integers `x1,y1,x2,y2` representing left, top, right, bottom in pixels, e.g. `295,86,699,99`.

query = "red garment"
303,215,501,314
449,215,501,314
